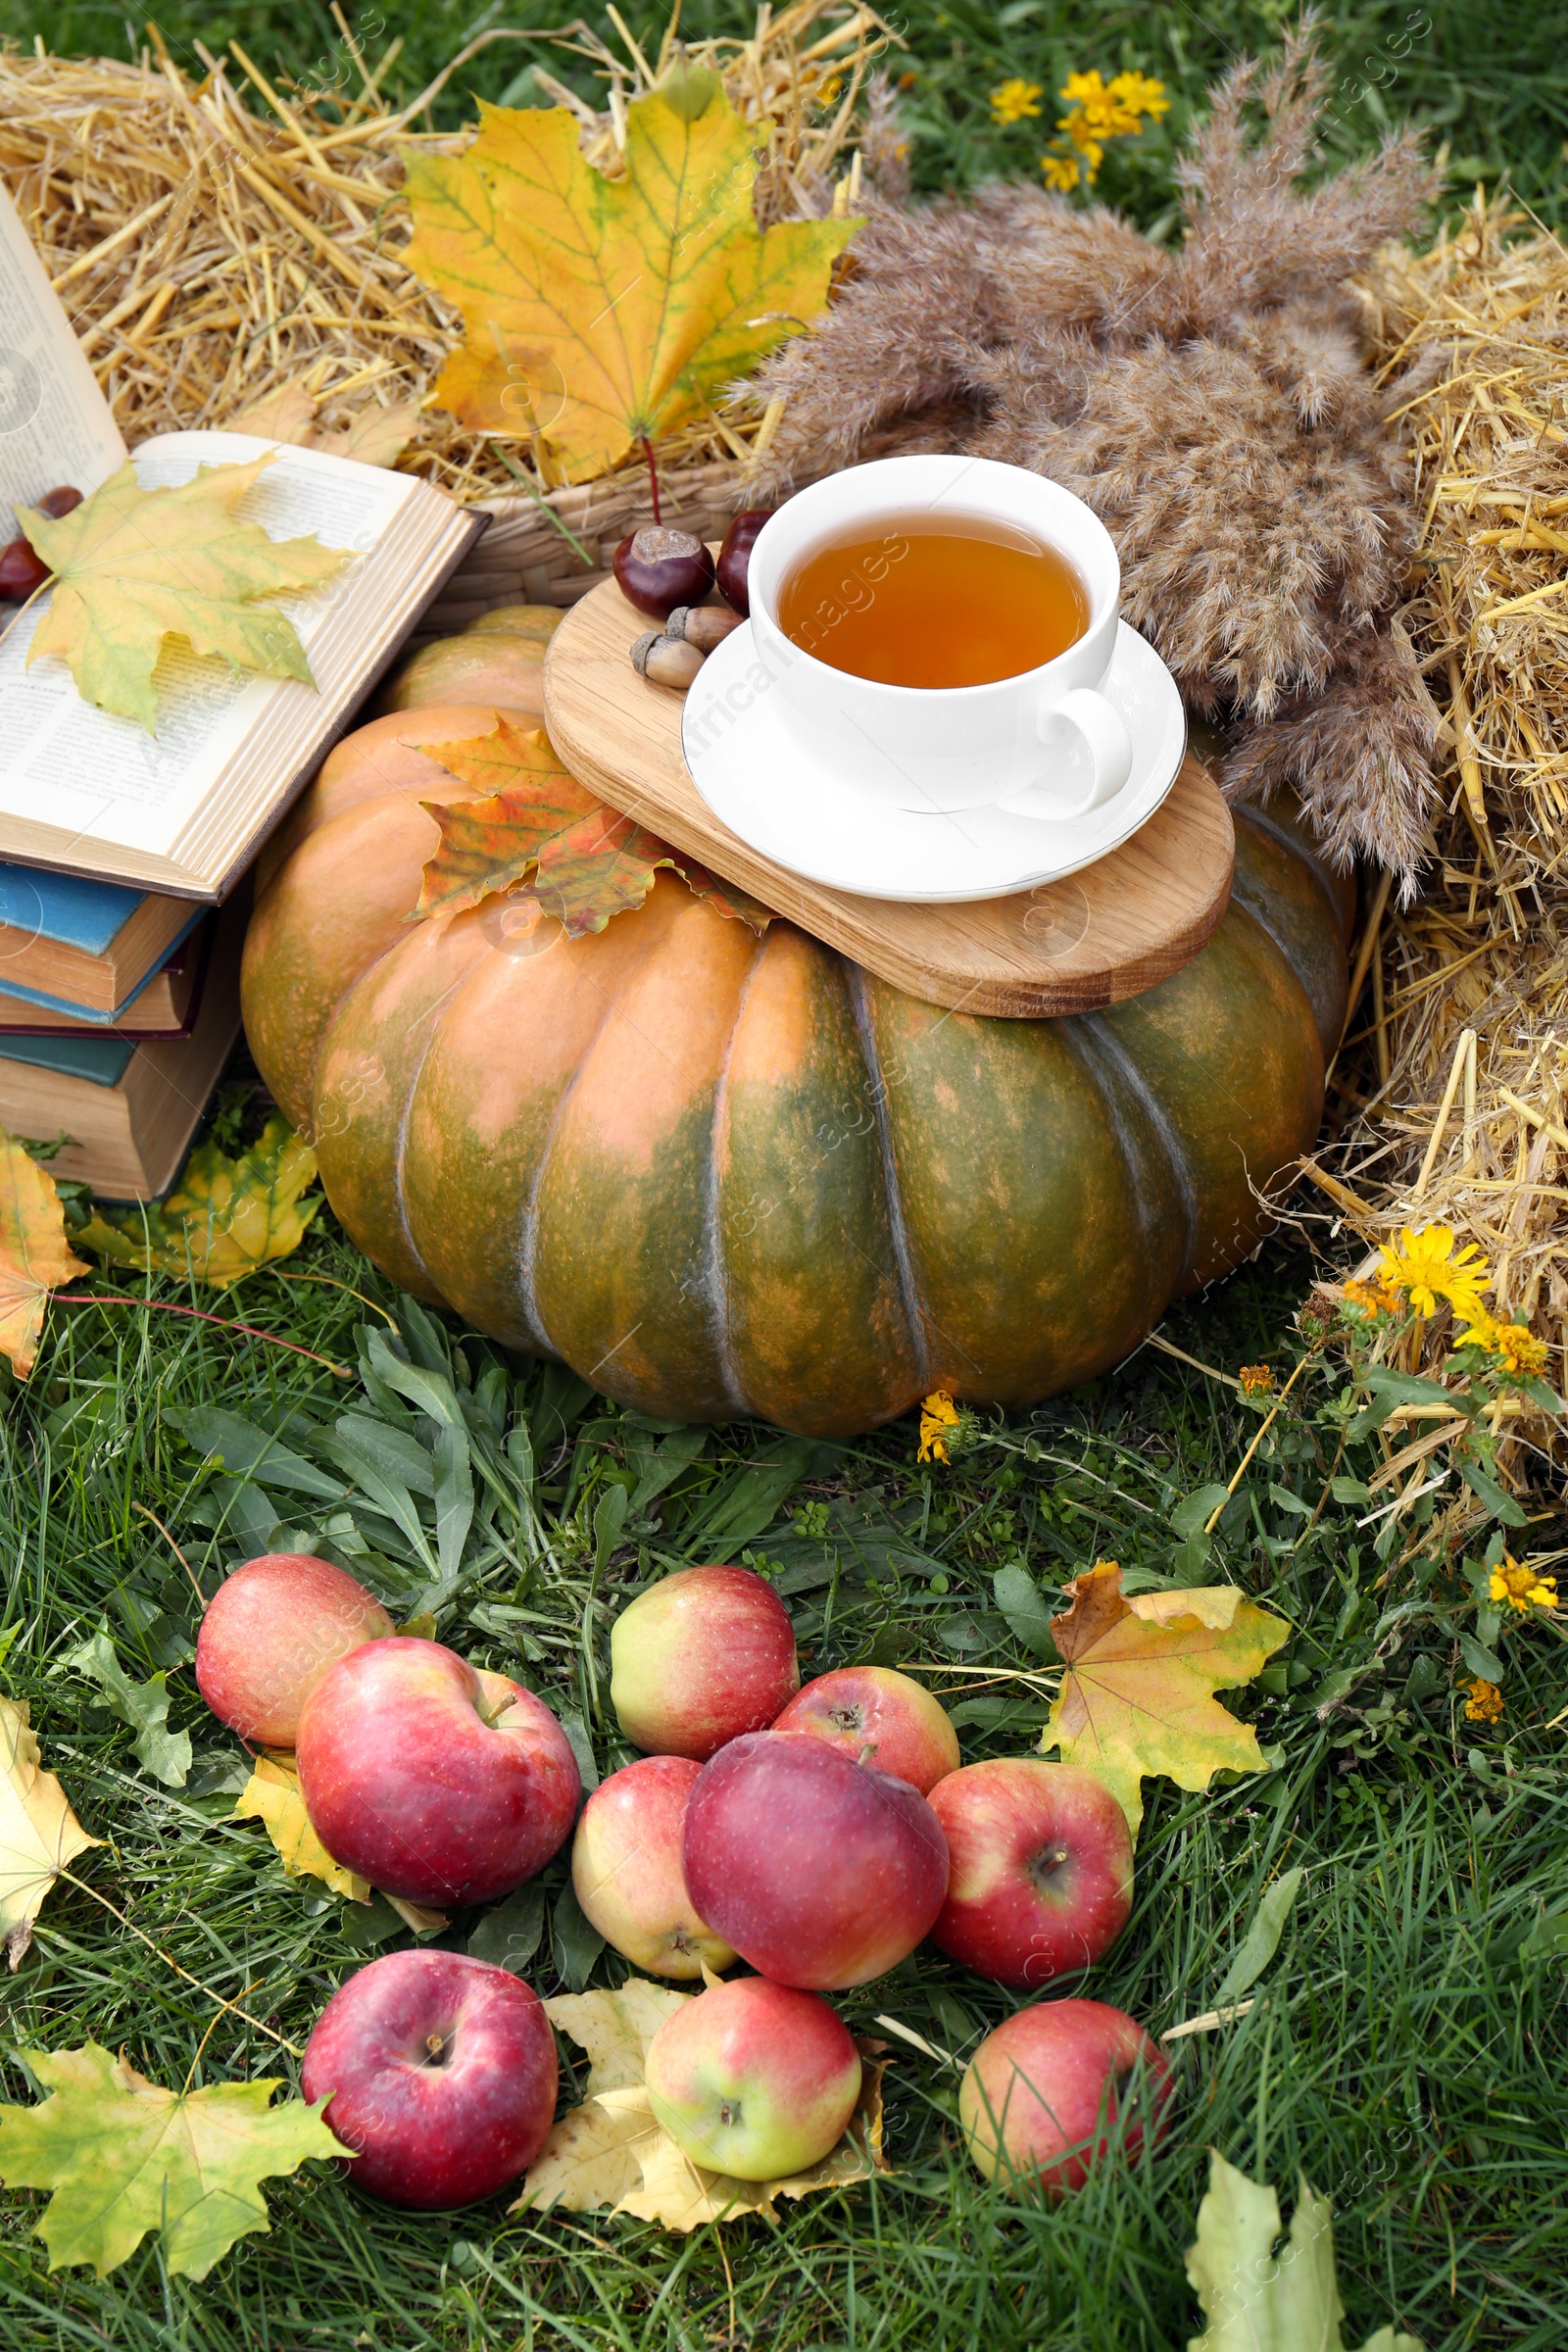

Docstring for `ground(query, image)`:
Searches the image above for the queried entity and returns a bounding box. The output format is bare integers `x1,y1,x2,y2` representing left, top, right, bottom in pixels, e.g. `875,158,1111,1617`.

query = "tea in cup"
744,455,1133,822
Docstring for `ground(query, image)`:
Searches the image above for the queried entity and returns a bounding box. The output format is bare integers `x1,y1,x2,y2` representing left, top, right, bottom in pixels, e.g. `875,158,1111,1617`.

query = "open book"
0,189,483,898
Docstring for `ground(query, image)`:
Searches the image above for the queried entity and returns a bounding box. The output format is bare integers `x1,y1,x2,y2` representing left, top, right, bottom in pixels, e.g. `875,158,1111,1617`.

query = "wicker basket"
416,457,794,643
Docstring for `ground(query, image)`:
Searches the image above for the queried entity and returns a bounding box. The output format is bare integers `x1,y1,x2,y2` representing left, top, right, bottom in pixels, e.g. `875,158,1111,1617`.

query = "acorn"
0,486,82,601
613,525,715,621
715,509,774,616
630,630,706,691
665,604,745,652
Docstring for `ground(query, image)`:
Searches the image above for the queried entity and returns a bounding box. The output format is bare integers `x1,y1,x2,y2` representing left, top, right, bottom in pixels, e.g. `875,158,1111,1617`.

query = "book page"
0,186,127,525
0,431,422,863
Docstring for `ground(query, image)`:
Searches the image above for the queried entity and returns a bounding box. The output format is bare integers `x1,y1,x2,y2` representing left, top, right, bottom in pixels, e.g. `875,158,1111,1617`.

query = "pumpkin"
374,605,563,720
242,695,1353,1441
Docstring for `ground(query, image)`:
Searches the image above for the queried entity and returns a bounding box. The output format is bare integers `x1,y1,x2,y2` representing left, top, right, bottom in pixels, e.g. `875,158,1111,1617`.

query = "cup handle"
996,686,1134,821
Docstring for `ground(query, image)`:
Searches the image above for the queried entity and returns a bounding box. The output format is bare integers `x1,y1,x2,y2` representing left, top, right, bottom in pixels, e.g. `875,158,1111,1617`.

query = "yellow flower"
1463,1677,1503,1724
1343,1274,1402,1317
1489,1553,1557,1613
990,77,1043,125
1238,1363,1274,1396
1041,151,1082,192
1497,1322,1549,1375
1106,69,1170,123
918,1390,961,1463
1376,1224,1491,1322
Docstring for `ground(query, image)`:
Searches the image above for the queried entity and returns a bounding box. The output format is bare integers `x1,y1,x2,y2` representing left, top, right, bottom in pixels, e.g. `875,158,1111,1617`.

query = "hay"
0,5,891,506
1302,191,1568,1482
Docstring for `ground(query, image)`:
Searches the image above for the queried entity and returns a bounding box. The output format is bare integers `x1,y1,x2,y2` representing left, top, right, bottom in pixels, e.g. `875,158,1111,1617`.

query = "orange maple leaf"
1040,1561,1288,1832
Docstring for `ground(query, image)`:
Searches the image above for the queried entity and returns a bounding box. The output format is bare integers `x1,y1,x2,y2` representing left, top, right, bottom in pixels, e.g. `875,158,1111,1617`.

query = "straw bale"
0,6,889,526
1301,193,1568,1481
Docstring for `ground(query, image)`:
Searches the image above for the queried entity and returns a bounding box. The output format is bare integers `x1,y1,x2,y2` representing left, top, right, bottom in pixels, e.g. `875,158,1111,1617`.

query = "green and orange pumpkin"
242,659,1352,1440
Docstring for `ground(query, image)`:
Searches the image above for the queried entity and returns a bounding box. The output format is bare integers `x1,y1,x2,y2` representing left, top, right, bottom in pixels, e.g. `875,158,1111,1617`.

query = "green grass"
0,4,1565,2341
0,1112,1565,2350
2,1,1564,225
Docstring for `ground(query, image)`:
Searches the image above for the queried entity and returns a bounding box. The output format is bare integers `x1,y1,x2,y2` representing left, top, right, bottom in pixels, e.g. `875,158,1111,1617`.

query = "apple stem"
641,435,662,524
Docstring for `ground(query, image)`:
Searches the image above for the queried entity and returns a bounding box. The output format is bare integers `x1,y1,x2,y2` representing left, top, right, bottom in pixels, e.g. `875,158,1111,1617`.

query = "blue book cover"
0,860,203,1021
0,1031,136,1087
0,864,143,956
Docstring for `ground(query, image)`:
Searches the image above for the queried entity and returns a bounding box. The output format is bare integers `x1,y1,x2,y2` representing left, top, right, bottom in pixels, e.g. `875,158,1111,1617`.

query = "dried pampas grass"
749,30,1441,885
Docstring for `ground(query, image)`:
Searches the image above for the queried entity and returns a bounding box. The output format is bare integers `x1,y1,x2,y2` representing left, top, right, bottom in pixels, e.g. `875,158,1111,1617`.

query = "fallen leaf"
0,2044,348,2279
233,1753,370,1904
1039,1562,1288,1834
19,456,351,731
314,403,420,469
0,1134,87,1377
415,718,769,939
404,80,857,482
1185,2149,1424,2352
75,1116,322,1290
514,1980,888,2230
229,390,419,470
65,1631,191,1788
228,386,318,444
0,1697,101,1969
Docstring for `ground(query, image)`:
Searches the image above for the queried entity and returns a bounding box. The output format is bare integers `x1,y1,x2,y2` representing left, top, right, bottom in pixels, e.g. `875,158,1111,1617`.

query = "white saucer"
681,620,1187,903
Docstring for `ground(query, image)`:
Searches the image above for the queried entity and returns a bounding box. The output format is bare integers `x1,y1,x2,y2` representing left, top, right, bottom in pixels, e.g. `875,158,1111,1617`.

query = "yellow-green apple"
682,1731,949,1988
959,1999,1171,2194
772,1666,959,1792
301,1948,557,2208
611,1564,799,1760
928,1760,1133,1986
643,1976,861,2180
295,1638,579,1906
571,1756,736,1978
195,1551,394,1745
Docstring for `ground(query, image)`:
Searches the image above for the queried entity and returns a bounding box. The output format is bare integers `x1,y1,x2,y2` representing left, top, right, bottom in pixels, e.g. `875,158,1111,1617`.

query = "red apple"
928,1760,1133,1987
959,1999,1171,2194
301,1948,558,2208
196,1552,394,1745
611,1564,799,1761
295,1639,579,1906
643,1976,860,2180
571,1756,736,1978
682,1731,949,1989
772,1666,960,1793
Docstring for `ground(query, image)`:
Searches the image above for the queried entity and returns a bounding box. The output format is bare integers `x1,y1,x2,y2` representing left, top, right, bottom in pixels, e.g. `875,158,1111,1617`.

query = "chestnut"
0,538,49,601
715,509,774,616
613,525,715,621
35,486,83,520
0,486,82,602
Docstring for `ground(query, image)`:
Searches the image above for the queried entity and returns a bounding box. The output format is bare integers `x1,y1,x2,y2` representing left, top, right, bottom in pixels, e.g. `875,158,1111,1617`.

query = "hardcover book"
0,187,484,900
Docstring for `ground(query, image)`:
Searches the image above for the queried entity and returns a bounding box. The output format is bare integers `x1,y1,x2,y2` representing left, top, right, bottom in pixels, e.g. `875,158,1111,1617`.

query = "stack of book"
0,187,481,1199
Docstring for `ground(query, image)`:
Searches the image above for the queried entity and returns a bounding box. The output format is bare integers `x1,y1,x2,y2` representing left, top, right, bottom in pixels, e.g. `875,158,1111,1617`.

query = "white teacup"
745,454,1132,822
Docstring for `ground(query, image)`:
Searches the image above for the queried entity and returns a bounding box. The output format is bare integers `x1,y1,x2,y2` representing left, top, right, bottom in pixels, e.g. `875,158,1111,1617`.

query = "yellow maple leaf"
0,1696,101,1968
233,1753,370,1904
0,1135,88,1378
19,456,351,731
75,1116,321,1291
404,80,858,483
514,1981,888,2230
1039,1561,1288,1834
0,2044,347,2278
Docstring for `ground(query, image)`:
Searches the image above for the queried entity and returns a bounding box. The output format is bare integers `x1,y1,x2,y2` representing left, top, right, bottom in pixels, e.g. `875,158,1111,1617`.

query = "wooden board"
543,574,1234,1017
